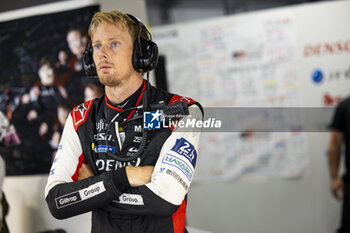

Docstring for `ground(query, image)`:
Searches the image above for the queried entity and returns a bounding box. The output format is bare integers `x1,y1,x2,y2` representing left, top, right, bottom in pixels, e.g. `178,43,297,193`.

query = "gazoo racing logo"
162,154,193,181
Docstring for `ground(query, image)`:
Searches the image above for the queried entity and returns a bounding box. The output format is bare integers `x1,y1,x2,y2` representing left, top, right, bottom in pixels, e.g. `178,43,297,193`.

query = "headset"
82,13,159,76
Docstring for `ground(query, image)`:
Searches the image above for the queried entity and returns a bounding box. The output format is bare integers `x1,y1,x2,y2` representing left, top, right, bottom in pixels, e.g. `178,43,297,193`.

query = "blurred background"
0,0,349,232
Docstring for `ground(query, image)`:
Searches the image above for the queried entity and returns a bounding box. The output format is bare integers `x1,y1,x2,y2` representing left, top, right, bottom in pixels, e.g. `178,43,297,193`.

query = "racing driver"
45,10,203,233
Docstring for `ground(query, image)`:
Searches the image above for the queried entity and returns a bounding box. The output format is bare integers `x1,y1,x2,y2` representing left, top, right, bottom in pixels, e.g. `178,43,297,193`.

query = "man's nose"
98,45,109,59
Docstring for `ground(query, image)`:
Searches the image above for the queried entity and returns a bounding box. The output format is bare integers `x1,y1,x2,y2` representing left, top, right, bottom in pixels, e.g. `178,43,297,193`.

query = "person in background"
45,10,203,233
54,50,70,100
66,28,86,72
0,155,9,233
65,28,88,106
328,95,350,233
84,82,104,101
30,57,67,142
30,57,67,114
49,103,71,153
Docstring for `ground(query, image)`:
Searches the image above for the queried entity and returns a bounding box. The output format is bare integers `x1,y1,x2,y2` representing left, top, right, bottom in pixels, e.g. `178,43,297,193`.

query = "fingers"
332,189,341,201
331,179,344,201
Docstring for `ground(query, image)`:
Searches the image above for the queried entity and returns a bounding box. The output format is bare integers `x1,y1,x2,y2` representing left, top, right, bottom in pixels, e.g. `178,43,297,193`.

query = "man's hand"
125,166,154,187
78,163,94,180
331,178,344,201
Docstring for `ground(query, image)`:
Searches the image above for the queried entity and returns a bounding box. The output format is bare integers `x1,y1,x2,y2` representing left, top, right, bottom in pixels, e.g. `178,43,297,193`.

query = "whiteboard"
152,0,350,181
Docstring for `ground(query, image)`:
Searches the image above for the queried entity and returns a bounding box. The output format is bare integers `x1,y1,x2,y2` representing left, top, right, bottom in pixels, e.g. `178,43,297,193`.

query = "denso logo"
304,39,350,57
96,157,141,171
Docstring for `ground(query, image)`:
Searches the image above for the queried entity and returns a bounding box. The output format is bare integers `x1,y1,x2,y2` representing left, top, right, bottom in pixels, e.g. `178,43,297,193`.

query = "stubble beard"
99,74,121,86
98,69,133,87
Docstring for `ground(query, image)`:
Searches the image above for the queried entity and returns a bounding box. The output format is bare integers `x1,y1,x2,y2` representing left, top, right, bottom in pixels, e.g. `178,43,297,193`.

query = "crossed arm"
45,104,202,219
78,163,154,187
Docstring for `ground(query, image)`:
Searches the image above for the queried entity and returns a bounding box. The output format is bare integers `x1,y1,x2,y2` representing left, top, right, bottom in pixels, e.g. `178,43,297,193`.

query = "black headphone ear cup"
82,45,97,76
132,39,159,72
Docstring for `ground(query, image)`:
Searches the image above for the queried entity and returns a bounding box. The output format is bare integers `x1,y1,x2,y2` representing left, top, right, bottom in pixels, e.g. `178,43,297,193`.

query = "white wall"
155,1,350,233
187,134,341,233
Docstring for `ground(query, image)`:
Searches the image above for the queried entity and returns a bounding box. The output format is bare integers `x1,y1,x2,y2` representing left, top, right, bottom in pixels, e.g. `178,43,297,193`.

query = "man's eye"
111,42,119,48
93,44,101,50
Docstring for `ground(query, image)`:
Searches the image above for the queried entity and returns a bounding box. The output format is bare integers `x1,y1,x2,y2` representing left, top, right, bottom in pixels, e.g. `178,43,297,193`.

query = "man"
328,96,350,233
30,57,67,114
66,29,86,65
45,10,203,233
65,28,88,106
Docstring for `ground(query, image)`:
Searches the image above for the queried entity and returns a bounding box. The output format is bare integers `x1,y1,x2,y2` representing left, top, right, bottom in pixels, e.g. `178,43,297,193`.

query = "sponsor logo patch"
115,193,144,205
79,181,106,200
166,169,189,190
55,181,106,209
162,154,193,181
133,136,143,143
49,168,55,176
134,125,142,132
56,192,81,209
96,118,108,132
171,138,197,168
93,132,113,141
75,104,88,119
92,144,116,153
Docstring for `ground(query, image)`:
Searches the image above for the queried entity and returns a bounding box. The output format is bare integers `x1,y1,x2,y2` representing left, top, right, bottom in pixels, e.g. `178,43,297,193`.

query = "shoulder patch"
169,94,196,105
72,99,94,131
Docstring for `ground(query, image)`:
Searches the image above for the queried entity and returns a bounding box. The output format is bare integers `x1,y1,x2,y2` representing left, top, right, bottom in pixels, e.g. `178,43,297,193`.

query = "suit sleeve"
44,114,130,219
102,104,203,216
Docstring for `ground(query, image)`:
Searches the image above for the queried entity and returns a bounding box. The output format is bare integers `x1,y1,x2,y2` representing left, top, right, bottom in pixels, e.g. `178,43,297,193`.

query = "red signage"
304,40,350,57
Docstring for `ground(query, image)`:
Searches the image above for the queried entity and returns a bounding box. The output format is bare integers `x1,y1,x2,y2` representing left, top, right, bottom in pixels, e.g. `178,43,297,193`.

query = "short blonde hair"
88,10,149,42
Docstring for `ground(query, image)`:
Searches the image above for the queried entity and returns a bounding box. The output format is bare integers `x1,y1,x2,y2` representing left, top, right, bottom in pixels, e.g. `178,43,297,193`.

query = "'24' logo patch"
171,138,197,168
